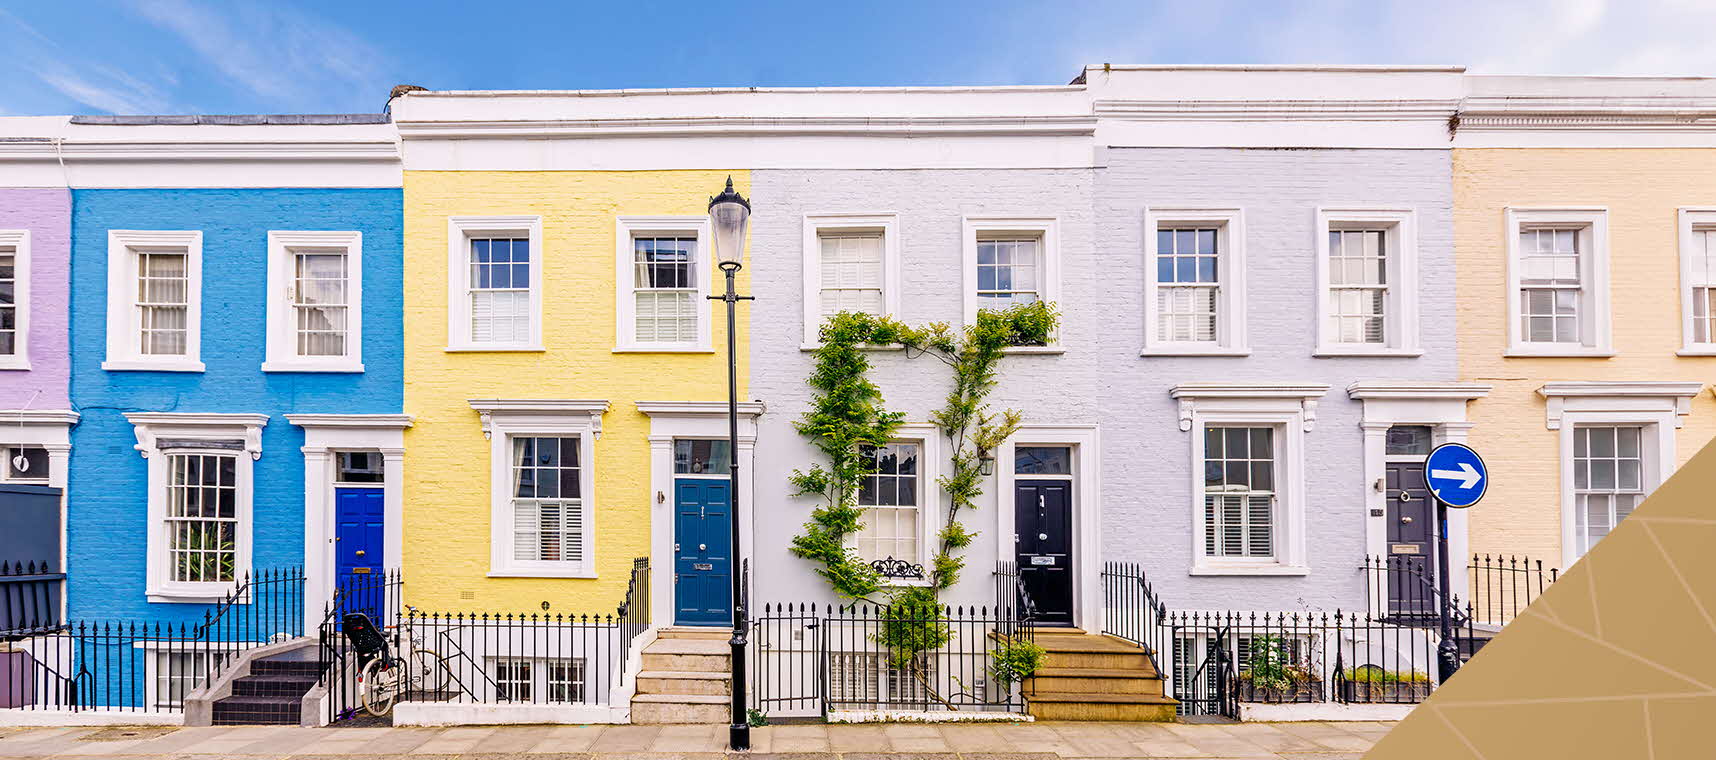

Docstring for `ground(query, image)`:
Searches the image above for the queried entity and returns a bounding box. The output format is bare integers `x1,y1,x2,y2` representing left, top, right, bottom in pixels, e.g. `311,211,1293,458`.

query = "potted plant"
1340,665,1432,703
1236,636,1323,703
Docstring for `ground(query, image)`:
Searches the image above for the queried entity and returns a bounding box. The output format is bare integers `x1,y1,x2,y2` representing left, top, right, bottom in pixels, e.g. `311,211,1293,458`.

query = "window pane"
1014,446,1071,475
1202,426,1276,558
1385,426,1433,456
855,443,920,563
820,234,884,317
3,446,49,481
674,439,731,475
470,237,531,343
511,436,583,563
166,452,238,583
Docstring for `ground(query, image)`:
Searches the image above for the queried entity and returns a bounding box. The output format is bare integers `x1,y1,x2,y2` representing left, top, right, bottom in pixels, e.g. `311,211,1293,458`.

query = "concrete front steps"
632,627,733,724
1024,629,1177,722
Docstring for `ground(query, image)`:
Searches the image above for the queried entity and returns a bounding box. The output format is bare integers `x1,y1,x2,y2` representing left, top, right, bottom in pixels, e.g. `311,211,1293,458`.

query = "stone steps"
1023,630,1176,722
631,629,734,724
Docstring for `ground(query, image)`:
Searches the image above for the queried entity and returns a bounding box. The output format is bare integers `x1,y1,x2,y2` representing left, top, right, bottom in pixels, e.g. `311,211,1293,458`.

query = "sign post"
1423,443,1488,683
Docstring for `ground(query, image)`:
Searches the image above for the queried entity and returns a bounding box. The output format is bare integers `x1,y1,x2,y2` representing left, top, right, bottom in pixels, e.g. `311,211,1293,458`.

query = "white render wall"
747,148,1455,616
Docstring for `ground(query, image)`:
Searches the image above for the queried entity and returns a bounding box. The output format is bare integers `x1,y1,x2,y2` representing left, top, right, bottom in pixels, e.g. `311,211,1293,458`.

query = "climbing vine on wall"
788,300,1058,619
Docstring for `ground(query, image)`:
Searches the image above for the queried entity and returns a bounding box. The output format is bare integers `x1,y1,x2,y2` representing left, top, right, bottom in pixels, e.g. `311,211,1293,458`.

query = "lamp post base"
729,724,751,751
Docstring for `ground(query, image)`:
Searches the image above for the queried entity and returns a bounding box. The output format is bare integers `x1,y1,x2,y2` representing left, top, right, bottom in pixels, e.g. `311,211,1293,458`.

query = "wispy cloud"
0,7,177,114
129,0,390,112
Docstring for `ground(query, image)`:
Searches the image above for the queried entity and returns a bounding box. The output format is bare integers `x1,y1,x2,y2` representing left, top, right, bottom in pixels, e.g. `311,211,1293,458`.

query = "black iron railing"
748,601,1029,719
2,566,305,713
1,560,65,636
1104,561,1446,718
317,568,405,722
1361,555,1465,626
320,559,649,720
1466,554,1557,627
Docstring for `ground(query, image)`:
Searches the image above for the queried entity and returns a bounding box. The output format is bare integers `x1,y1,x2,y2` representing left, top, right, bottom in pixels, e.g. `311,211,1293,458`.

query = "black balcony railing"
1466,554,1558,627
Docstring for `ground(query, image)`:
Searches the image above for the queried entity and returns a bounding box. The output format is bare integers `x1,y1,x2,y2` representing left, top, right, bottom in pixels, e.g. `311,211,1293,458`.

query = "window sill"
445,345,547,353
800,343,907,353
487,568,598,579
1503,346,1616,358
0,358,30,371
613,346,716,354
147,585,238,603
1141,346,1251,357
1312,347,1425,358
1677,346,1716,357
261,360,365,373
104,359,206,373
1188,563,1310,577
1002,345,1065,355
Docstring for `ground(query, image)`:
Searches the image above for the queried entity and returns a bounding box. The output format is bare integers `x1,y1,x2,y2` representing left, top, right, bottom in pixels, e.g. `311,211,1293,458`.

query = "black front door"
1385,462,1435,615
1015,479,1073,626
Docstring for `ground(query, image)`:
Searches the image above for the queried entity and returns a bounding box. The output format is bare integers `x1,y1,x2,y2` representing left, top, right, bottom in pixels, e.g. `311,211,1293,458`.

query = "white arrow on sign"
1430,462,1482,489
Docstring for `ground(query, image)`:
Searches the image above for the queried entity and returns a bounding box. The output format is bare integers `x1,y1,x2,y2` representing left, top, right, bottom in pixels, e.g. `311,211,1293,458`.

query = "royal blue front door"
674,478,732,626
335,487,384,614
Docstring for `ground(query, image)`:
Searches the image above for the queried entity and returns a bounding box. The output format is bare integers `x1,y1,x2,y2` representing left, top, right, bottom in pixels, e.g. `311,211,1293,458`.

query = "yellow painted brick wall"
1455,149,1716,564
401,170,749,612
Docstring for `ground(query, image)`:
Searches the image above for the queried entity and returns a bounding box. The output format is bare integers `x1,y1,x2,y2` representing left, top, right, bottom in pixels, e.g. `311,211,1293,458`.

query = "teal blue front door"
674,478,732,626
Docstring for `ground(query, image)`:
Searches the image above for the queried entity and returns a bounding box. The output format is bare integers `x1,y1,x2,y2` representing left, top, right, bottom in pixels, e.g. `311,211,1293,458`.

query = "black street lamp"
707,177,752,751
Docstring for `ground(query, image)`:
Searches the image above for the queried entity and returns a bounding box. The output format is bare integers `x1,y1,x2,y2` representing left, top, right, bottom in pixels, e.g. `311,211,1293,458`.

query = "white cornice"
1537,381,1704,399
469,399,611,441
1346,382,1492,401
285,413,413,429
1095,99,1460,122
634,401,766,418
123,412,270,459
394,115,1095,141
1170,383,1331,432
0,410,80,426
1538,381,1704,430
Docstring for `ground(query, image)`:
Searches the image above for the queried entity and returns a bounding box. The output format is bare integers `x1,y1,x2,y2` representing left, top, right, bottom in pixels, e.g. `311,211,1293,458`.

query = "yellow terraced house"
395,94,754,619
1455,76,1716,570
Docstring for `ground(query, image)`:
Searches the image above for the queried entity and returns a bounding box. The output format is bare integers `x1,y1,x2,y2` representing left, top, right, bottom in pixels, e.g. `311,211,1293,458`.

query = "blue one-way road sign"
1425,443,1487,508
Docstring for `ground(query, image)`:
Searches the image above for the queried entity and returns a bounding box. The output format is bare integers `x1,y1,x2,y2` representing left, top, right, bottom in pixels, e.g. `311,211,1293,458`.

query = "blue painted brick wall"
66,188,403,622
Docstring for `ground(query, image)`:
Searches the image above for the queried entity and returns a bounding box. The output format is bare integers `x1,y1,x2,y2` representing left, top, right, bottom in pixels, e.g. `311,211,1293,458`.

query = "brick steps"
1024,630,1176,722
211,656,321,725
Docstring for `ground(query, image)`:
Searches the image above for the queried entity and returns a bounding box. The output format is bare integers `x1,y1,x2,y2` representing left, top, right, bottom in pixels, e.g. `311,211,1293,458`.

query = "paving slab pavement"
0,721,1387,759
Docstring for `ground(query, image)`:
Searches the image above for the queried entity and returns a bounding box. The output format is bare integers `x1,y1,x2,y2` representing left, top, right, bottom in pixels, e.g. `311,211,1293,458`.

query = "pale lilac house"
0,117,77,597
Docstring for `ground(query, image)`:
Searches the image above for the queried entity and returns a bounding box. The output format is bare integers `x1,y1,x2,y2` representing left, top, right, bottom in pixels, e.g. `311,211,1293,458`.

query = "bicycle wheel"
360,656,400,716
409,648,450,695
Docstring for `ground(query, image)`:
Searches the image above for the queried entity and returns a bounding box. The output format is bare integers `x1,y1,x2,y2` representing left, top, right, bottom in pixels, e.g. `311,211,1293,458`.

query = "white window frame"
1504,208,1612,357
126,412,266,603
1539,382,1699,567
1144,207,1248,356
447,216,544,352
961,216,1062,350
801,213,901,347
263,230,364,372
613,215,713,353
0,230,29,370
2,444,51,484
850,423,940,585
104,230,204,372
1171,383,1327,575
485,656,588,703
1314,208,1421,356
1677,208,1716,355
136,643,248,711
471,400,608,579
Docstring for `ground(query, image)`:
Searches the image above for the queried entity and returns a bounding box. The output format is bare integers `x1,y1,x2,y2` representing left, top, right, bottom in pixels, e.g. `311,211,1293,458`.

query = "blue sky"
1,0,1712,116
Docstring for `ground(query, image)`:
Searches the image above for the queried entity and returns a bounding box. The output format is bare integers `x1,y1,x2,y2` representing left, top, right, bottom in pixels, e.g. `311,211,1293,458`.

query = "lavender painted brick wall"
748,149,1454,614
748,168,1100,609
0,188,70,409
1093,148,1456,611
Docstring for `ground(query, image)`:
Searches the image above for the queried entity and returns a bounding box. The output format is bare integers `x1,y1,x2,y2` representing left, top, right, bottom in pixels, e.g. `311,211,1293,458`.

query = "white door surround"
286,413,411,633
1347,382,1490,617
995,425,1101,633
636,400,764,627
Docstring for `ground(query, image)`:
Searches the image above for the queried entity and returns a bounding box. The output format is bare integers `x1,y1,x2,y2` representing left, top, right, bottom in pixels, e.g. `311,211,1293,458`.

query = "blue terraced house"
61,115,408,663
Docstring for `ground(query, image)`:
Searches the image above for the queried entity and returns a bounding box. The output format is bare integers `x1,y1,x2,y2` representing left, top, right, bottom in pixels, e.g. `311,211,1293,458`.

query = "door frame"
996,425,1100,633
638,401,764,628
287,414,411,633
1347,383,1490,620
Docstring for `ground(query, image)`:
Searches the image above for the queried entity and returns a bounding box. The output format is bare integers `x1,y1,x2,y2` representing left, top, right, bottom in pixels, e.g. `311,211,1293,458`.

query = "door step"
1023,631,1175,722
632,633,733,724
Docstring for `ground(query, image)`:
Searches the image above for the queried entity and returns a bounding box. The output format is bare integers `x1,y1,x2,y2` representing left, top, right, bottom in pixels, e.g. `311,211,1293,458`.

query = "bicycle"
345,605,452,716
